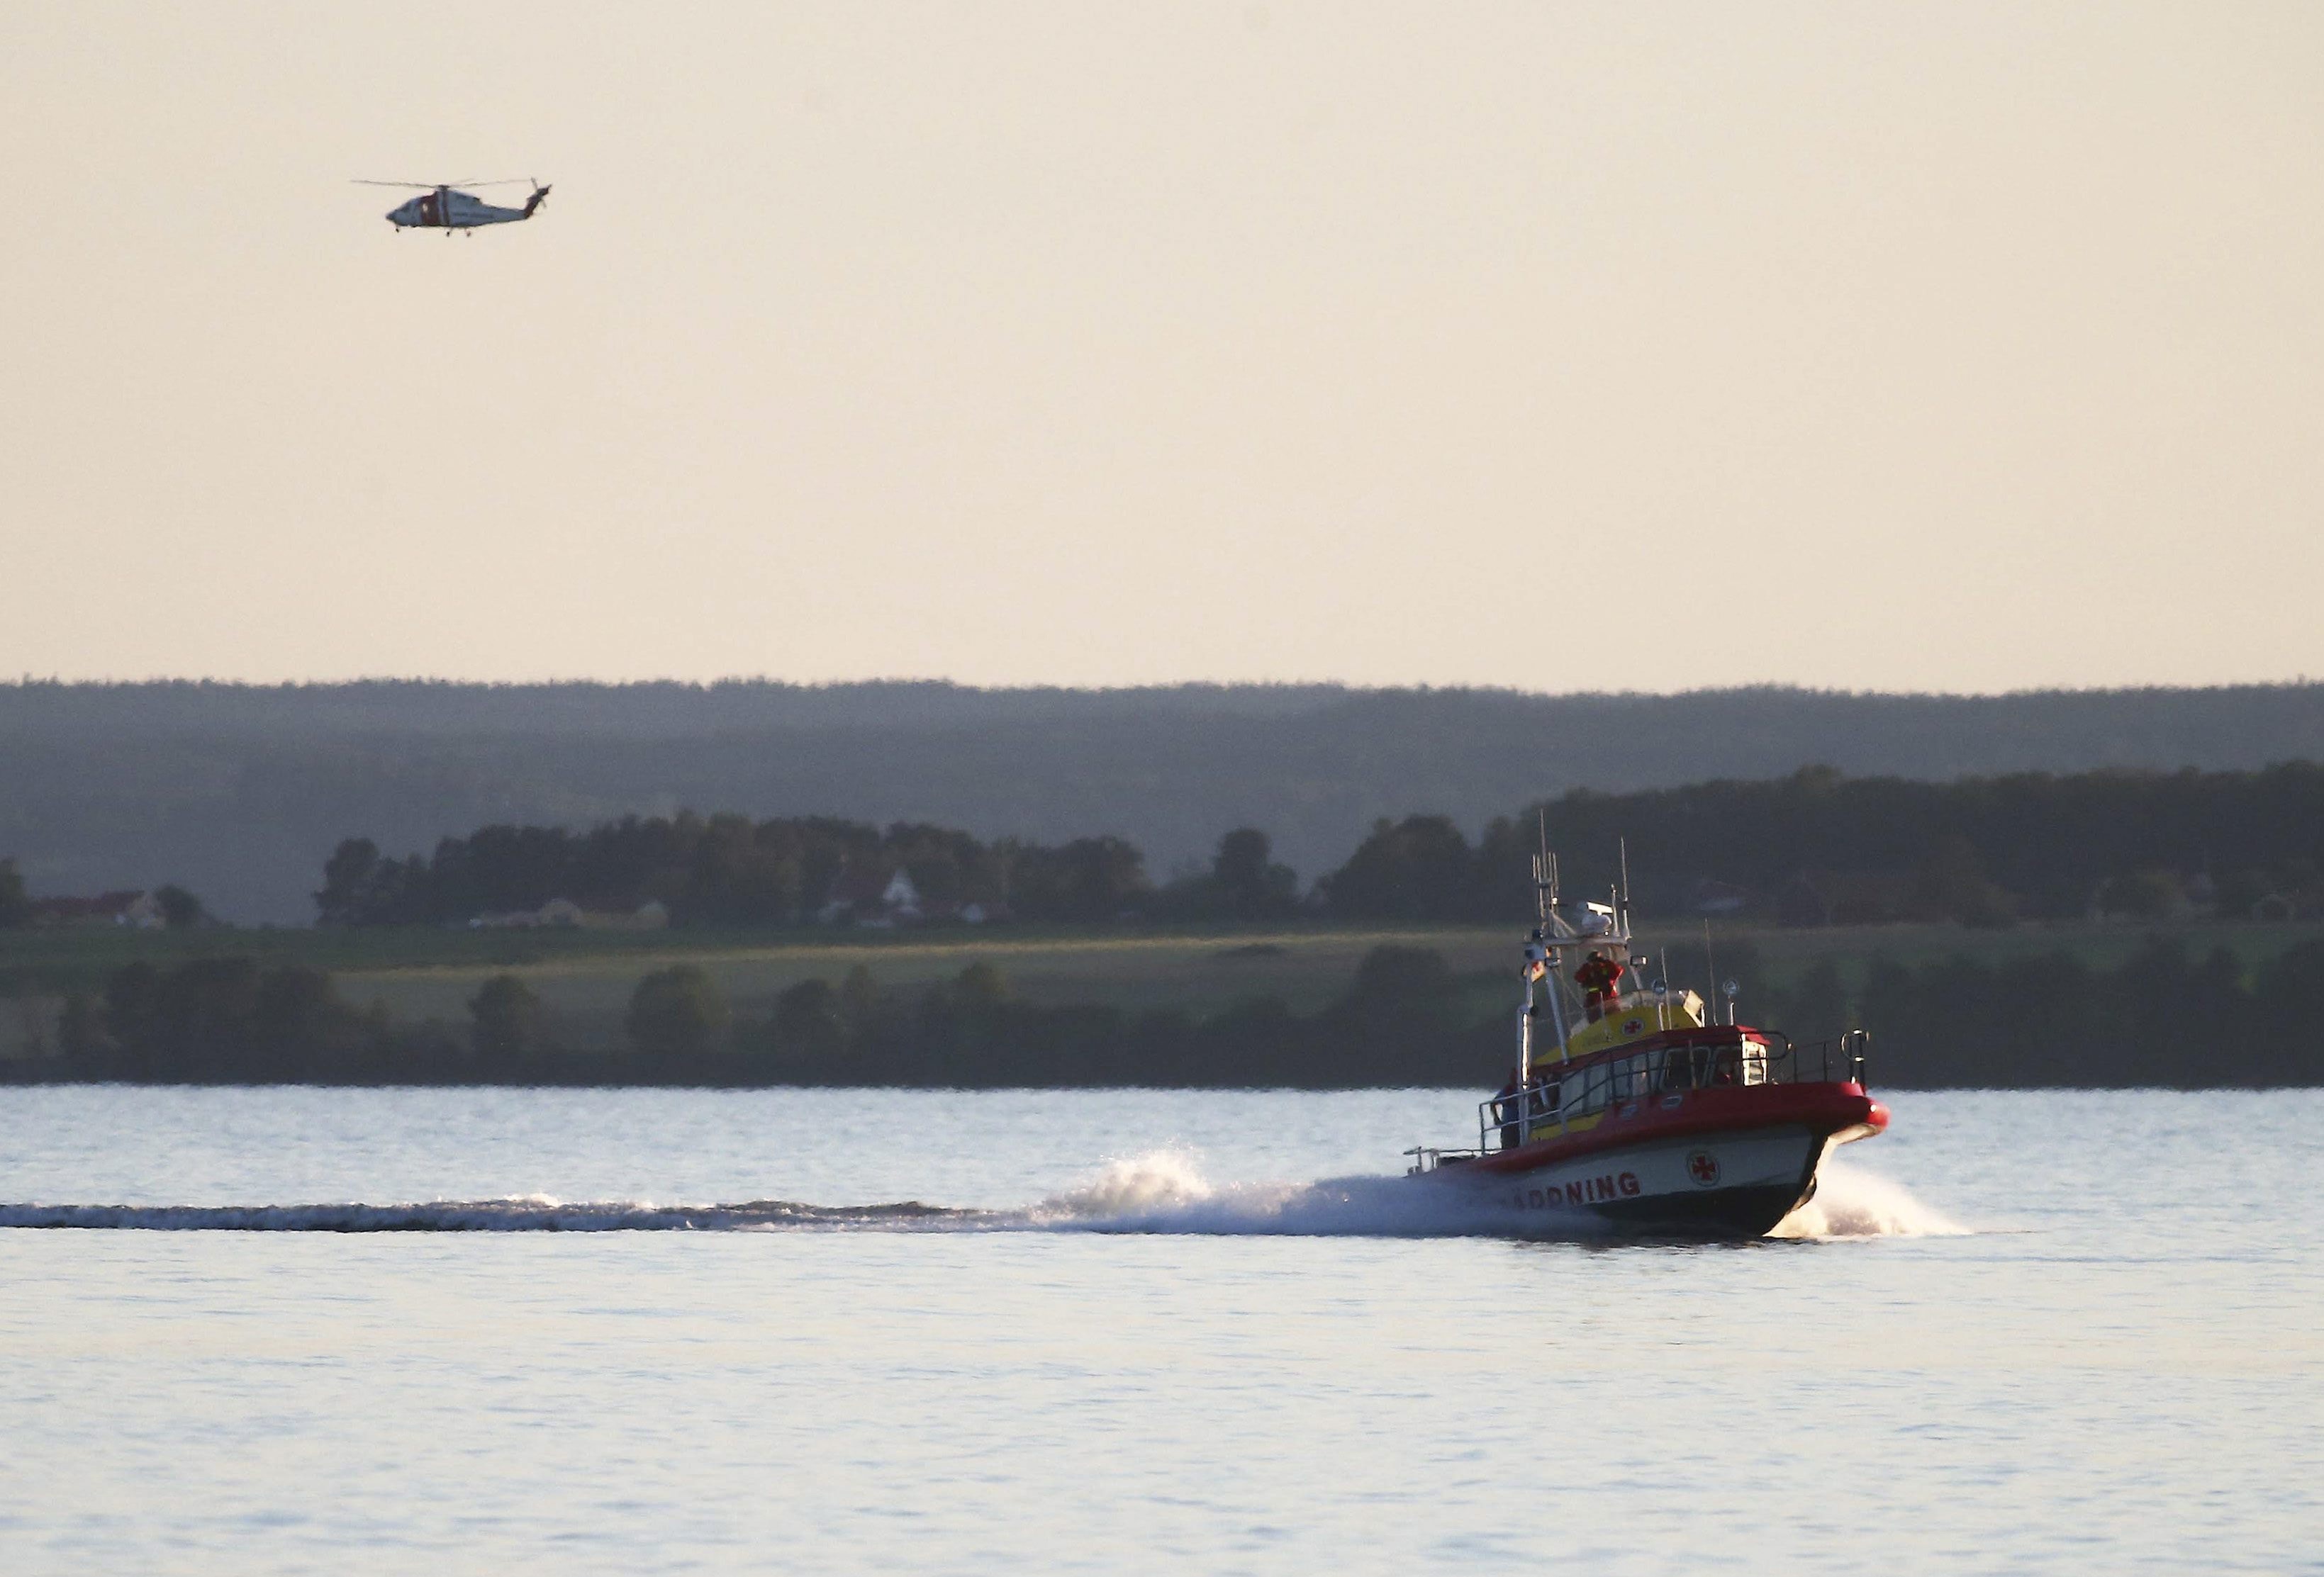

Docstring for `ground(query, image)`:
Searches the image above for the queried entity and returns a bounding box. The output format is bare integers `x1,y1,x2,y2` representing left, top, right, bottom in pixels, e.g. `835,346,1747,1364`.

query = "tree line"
17,945,1497,1088
10,936,2321,1088
313,817,1295,928
1758,938,2323,1089
303,761,2324,931
1309,762,2324,925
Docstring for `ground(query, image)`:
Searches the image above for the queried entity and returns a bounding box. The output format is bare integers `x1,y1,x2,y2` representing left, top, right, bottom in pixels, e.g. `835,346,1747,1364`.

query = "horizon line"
3,675,2319,702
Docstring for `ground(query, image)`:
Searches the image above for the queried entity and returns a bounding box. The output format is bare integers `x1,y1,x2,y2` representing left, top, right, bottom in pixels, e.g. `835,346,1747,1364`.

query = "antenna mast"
1537,809,1559,914
1520,805,1575,1099
1702,918,1719,1026
1619,836,1633,930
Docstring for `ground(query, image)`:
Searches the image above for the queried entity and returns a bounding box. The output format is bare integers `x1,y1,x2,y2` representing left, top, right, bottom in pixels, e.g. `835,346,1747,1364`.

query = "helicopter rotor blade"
352,178,531,189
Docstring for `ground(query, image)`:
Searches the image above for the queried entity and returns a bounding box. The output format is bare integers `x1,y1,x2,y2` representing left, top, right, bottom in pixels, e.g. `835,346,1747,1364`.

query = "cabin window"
1667,1046,1704,1091
1561,1068,1602,1117
1557,1073,1585,1116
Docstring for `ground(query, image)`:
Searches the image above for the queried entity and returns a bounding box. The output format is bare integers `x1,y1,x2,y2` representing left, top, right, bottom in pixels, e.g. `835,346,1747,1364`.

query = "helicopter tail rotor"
523,181,552,218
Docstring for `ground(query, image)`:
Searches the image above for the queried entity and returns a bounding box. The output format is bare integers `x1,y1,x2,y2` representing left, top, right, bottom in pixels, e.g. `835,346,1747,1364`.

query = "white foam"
1032,1148,1217,1218
1026,1150,1602,1239
1771,1157,1967,1238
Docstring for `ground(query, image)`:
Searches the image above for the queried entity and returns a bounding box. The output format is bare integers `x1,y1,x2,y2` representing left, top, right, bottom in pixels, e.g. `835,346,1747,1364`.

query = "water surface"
1,1087,2316,1573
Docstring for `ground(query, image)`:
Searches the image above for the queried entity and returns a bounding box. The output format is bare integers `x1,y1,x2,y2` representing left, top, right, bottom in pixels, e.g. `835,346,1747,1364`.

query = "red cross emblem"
1687,1150,1720,1186
1623,1017,1644,1036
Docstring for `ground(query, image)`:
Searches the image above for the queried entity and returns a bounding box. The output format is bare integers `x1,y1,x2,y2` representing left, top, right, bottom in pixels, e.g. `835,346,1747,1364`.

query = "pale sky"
4,2,2320,692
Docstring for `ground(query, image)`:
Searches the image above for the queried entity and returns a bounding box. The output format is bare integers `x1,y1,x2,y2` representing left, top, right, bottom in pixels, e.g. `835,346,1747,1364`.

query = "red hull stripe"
1474,1082,1887,1175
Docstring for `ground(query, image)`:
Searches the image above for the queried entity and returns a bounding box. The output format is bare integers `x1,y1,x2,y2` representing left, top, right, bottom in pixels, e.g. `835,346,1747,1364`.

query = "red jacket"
1575,955,1624,997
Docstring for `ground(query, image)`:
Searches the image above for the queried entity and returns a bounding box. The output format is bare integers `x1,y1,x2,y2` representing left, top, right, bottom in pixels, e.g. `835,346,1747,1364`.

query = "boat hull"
1483,1124,1826,1238
1433,1082,1887,1240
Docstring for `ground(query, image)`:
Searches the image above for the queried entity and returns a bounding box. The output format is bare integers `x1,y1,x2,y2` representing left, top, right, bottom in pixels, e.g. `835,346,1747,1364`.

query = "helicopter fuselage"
386,184,549,230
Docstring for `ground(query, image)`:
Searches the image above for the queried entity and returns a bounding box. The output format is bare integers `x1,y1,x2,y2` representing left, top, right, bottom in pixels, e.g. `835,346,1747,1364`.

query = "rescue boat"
1407,855,1886,1238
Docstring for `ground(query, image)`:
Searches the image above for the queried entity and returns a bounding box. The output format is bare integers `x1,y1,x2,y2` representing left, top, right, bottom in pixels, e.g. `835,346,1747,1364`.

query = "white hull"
1477,1124,1830,1235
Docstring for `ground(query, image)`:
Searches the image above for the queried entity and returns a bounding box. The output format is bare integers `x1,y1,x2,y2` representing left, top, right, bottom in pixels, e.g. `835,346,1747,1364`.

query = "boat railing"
1463,1028,1872,1155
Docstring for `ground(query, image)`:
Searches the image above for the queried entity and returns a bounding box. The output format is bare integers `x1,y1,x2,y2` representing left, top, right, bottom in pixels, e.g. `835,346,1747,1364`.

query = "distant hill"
4,679,2323,922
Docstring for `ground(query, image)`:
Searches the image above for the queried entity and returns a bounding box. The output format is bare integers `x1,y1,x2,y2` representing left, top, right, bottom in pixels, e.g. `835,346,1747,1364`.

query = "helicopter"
355,178,552,235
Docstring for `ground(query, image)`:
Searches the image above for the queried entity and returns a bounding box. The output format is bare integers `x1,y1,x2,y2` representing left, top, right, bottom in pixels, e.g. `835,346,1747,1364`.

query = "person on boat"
1575,950,1625,1020
1493,1069,1522,1149
1529,1068,1560,1123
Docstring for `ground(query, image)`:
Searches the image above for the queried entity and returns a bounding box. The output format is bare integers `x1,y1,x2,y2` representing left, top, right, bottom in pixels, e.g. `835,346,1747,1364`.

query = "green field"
271,926,1521,1050
7,915,2321,1060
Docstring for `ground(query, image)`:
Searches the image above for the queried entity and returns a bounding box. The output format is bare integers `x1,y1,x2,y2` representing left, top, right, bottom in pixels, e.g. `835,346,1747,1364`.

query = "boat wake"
1022,1150,1589,1238
0,1151,1960,1240
0,1197,983,1233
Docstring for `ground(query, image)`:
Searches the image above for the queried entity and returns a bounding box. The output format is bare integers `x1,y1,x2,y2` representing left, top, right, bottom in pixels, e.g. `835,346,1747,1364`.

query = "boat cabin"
1468,1020,1872,1155
1490,1024,1780,1149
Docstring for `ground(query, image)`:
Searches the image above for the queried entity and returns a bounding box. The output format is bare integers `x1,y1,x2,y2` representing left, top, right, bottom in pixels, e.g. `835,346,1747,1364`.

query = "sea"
0,1086,2317,1575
